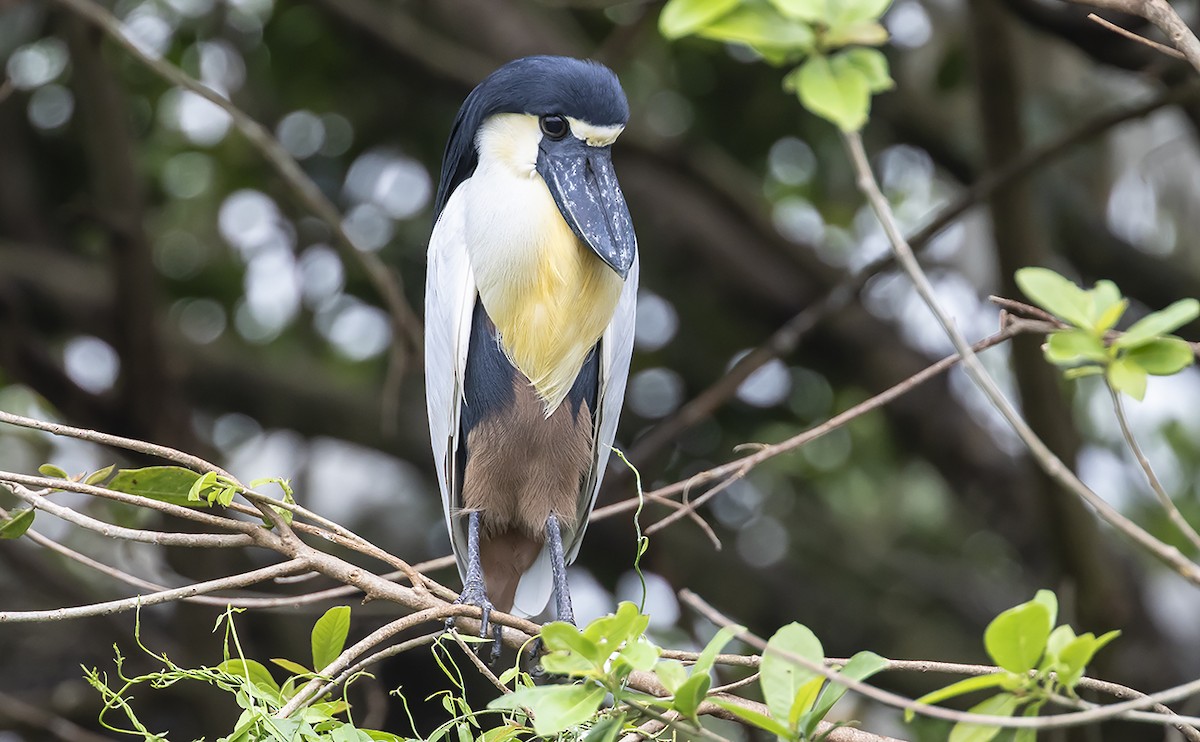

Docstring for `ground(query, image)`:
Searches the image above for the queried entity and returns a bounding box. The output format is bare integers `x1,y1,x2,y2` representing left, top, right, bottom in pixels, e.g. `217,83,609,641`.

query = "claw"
447,511,503,663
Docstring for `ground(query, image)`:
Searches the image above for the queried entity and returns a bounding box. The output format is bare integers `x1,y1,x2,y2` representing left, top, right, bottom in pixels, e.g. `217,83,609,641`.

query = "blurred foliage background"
2,0,1200,739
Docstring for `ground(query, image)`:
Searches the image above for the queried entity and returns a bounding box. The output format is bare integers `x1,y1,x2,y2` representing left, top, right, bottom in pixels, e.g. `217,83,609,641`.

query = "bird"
424,56,638,656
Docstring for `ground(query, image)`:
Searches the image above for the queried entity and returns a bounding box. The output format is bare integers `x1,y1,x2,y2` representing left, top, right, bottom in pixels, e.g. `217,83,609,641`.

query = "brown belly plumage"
460,374,593,612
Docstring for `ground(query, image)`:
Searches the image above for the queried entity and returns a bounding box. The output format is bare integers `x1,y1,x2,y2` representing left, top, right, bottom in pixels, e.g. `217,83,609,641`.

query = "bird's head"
435,56,635,279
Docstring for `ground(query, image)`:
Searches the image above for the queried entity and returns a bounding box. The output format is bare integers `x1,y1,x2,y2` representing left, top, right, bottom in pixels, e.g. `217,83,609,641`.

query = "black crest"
433,56,629,218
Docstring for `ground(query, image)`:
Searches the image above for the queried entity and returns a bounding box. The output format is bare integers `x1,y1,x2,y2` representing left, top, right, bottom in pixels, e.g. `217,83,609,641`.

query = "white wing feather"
425,183,476,579
512,254,639,616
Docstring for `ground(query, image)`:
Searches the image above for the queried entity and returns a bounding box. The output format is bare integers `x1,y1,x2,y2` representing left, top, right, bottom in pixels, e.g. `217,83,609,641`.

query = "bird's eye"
539,114,569,140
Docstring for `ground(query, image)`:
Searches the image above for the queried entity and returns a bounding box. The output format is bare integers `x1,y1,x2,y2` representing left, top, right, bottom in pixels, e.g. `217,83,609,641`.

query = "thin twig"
3,482,253,548
682,589,1200,731
1108,384,1200,552
0,560,307,622
1067,0,1200,71
841,130,1200,587
449,630,512,694
1088,12,1187,59
0,410,232,478
278,605,462,716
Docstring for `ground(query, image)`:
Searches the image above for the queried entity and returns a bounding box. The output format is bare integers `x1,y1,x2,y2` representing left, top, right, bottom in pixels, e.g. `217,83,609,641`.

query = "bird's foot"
446,579,503,664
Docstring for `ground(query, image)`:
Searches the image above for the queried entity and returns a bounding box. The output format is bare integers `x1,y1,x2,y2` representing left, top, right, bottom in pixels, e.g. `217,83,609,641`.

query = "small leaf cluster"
714,623,886,740
913,590,1119,742
489,604,884,742
86,606,399,741
1016,267,1199,400
660,0,894,131
35,463,297,527
488,602,660,738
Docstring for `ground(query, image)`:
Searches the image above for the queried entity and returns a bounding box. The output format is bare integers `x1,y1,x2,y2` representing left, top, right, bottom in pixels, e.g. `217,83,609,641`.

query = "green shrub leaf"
654,659,688,693
709,697,794,737
803,650,888,733
761,622,824,724
217,658,280,695
1114,299,1200,350
696,4,814,60
1014,268,1092,329
659,0,741,38
312,606,351,672
106,466,210,507
543,621,603,666
1044,330,1108,365
38,463,69,479
583,713,626,742
839,47,893,91
1107,357,1148,401
948,692,1020,742
0,507,35,539
1127,338,1194,375
488,683,607,736
770,0,827,22
694,624,744,677
908,673,1010,722
672,673,712,718
983,601,1051,674
793,53,871,131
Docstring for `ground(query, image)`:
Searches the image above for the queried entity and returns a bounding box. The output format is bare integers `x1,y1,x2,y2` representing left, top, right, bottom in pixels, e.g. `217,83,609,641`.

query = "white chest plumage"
463,114,623,414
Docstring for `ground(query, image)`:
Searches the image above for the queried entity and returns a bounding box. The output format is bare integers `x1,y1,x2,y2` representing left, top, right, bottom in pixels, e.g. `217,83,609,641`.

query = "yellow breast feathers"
464,113,624,414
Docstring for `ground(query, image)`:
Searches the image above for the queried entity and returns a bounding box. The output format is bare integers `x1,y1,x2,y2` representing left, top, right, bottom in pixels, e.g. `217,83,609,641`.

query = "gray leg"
546,514,575,625
449,512,502,661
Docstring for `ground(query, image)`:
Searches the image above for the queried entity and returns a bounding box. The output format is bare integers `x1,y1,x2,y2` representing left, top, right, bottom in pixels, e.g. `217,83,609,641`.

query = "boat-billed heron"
424,56,638,653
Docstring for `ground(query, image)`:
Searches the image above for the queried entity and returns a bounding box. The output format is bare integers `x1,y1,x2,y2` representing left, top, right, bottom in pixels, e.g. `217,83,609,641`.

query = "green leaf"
1114,299,1200,349
488,683,607,736
1014,268,1092,329
672,673,712,718
908,673,1010,722
659,0,741,38
218,659,281,694
792,54,871,131
107,466,209,508
312,606,352,672
582,602,647,649
838,47,893,92
543,622,603,666
38,463,69,479
1107,357,1148,401
618,639,660,671
1127,338,1195,375
1063,365,1104,380
709,697,794,737
825,21,890,47
983,600,1051,674
1090,280,1127,332
829,0,893,28
761,622,824,725
695,3,815,60
84,464,115,486
1057,629,1119,687
803,651,888,733
694,624,744,677
0,507,35,539
948,692,1020,742
189,470,218,503
583,713,626,742
1044,330,1108,365
541,650,598,676
789,675,825,727
1013,700,1046,742
1041,624,1076,670
363,731,407,742
271,657,314,677
654,659,688,693
1032,590,1057,628
770,0,827,22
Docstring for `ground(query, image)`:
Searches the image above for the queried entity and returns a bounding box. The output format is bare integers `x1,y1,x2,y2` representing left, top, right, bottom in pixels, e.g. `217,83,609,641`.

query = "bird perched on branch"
424,56,638,656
